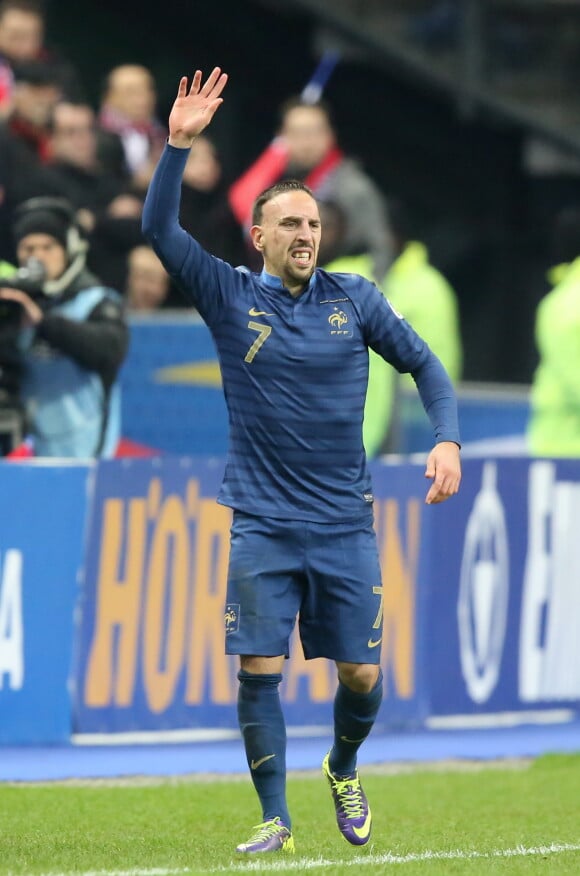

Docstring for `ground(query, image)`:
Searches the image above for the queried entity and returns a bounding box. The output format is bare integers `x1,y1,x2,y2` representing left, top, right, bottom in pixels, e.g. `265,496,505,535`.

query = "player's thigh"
300,518,383,663
225,513,305,657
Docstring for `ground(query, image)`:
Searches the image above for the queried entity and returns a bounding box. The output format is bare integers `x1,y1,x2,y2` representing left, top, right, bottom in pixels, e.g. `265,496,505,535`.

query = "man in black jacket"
0,196,129,457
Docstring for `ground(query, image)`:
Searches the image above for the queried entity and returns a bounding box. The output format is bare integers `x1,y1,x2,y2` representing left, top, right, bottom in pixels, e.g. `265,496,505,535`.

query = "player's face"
251,191,321,295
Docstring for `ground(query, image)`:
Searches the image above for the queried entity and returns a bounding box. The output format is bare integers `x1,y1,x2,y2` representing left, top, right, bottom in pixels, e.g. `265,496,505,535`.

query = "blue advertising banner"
73,457,430,736
2,453,578,745
426,457,580,717
0,462,91,744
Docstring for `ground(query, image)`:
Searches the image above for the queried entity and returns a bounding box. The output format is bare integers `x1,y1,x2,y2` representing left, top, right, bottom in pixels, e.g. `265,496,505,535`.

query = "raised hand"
168,67,228,149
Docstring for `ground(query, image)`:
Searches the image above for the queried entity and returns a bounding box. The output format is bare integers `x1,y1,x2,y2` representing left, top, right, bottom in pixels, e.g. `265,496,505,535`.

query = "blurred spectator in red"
98,63,167,194
229,96,393,281
180,134,248,267
0,55,10,117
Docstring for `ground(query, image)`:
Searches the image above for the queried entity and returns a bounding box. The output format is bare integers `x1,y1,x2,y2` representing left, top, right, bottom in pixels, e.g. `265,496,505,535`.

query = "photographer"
0,197,129,458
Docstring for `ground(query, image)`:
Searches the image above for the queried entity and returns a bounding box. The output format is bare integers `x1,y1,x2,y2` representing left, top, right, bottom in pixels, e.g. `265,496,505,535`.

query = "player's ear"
250,224,264,252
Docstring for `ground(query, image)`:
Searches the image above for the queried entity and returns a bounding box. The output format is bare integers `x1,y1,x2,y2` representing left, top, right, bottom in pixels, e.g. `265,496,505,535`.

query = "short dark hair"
252,179,316,225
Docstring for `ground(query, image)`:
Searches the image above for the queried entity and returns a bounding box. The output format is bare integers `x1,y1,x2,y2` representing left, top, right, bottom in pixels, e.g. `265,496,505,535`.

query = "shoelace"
247,820,286,842
333,776,365,819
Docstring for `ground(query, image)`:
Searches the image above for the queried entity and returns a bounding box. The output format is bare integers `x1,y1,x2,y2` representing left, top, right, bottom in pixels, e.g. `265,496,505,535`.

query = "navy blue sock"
237,670,290,828
329,669,383,776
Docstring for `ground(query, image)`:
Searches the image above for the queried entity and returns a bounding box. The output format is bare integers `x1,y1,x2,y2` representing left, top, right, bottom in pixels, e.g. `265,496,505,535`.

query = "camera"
0,257,47,296
0,257,47,326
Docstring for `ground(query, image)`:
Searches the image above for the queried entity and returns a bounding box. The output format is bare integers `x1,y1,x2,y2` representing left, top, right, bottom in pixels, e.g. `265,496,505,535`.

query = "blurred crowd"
0,0,250,309
0,0,576,460
0,0,461,455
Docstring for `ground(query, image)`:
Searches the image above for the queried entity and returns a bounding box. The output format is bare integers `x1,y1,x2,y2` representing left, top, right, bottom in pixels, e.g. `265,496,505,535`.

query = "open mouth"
291,250,312,267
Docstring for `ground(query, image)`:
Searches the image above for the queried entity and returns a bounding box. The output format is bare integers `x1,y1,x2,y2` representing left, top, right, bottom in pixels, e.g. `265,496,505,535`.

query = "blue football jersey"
143,145,460,522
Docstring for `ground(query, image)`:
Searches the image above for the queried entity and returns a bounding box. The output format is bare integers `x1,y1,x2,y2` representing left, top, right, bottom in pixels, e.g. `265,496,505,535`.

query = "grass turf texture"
0,754,579,875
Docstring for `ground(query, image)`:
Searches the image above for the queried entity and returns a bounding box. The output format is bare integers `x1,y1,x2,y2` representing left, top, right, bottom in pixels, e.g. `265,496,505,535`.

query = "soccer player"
142,68,462,855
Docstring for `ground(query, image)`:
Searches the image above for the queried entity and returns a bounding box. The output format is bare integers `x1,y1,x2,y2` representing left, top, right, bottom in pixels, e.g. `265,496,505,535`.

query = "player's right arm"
142,69,235,325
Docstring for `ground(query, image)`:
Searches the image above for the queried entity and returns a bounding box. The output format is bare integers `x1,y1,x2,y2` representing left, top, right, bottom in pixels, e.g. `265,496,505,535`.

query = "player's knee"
239,654,285,675
336,662,380,693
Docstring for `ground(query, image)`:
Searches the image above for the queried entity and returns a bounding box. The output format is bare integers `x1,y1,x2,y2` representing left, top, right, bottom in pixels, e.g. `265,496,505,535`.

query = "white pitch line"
32,840,580,876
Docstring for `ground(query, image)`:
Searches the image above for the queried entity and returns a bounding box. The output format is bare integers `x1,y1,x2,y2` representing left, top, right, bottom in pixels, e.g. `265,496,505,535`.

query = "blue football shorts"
224,511,384,664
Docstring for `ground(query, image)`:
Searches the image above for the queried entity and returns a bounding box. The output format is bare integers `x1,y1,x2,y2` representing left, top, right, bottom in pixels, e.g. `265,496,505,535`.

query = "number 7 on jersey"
244,321,272,363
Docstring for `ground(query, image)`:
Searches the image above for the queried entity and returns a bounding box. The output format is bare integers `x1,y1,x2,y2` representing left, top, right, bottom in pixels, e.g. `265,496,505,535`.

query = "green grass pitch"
1,753,579,875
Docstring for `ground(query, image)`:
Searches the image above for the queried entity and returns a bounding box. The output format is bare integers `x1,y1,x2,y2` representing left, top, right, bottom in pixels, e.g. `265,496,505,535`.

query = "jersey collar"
259,268,318,296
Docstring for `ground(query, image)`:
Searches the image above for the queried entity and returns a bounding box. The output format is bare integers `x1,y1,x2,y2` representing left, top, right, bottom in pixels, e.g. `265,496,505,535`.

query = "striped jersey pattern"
143,146,460,523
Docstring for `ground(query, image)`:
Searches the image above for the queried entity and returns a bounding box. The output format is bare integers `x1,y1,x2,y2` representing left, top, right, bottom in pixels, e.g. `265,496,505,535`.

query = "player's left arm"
360,281,461,502
405,352,461,504
410,350,460,438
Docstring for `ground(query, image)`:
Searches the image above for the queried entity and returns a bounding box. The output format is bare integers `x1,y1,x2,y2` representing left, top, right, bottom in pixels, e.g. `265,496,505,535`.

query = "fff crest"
328,309,348,329
224,603,240,634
